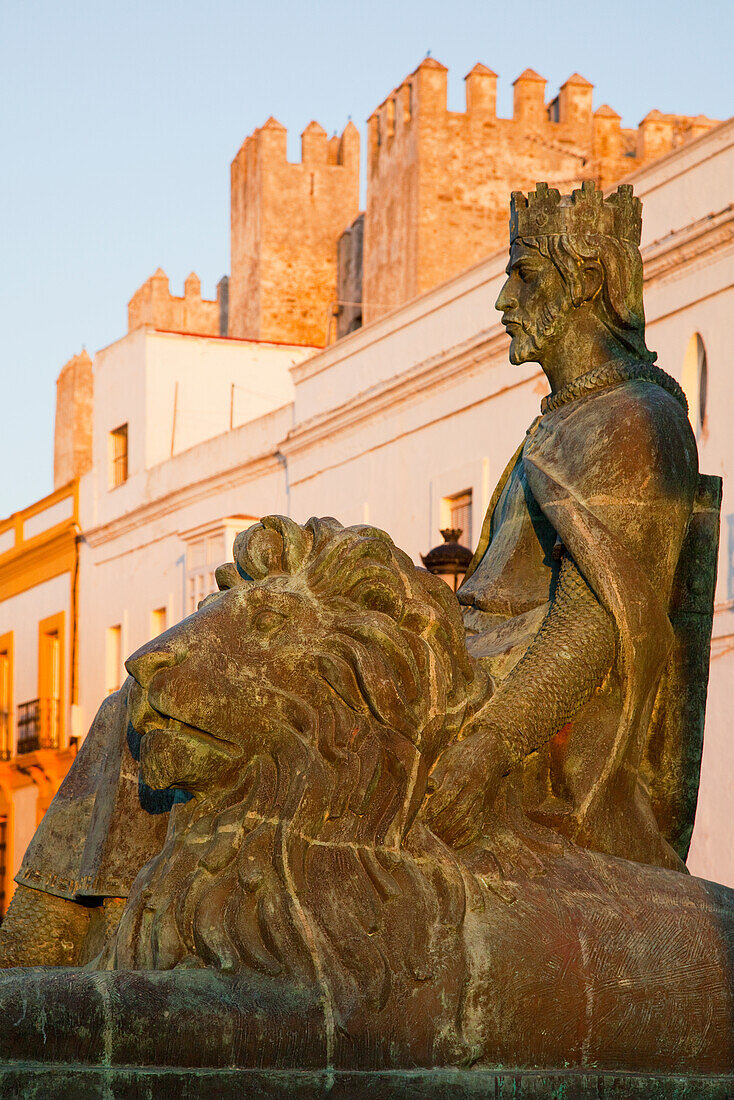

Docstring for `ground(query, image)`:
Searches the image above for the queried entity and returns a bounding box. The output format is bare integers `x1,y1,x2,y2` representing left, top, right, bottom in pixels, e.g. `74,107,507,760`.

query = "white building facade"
78,328,314,712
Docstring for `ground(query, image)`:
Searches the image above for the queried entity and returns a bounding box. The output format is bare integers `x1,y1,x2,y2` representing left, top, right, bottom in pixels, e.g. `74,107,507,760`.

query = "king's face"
495,240,570,366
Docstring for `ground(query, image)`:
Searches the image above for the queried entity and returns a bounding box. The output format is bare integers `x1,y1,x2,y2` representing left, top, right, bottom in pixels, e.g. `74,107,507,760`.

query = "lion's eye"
252,608,286,635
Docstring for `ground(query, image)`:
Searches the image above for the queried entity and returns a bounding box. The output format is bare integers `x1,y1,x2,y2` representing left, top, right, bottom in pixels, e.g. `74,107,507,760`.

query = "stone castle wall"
363,59,717,322
127,270,221,336
336,213,364,339
229,119,360,346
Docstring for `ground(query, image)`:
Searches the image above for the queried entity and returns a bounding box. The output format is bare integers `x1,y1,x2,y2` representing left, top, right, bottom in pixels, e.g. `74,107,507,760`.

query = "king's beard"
508,293,570,365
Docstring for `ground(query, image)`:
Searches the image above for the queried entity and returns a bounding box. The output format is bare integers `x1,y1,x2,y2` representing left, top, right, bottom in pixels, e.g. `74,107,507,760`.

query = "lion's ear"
234,516,314,579
260,515,314,573
215,563,242,590
233,524,285,579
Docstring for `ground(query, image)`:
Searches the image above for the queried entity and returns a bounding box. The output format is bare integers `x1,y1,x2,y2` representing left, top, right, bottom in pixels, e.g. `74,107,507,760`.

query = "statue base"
2,1066,732,1098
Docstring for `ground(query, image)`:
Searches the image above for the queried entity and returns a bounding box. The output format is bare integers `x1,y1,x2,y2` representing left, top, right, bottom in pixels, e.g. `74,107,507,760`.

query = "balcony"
16,698,60,755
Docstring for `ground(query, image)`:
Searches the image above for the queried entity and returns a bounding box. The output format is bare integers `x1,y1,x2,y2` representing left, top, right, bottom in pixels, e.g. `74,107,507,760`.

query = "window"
106,625,122,695
444,490,473,549
109,423,128,488
39,631,60,749
682,334,708,440
186,533,225,614
0,635,11,761
181,517,256,616
150,607,167,639
37,613,64,750
0,816,7,916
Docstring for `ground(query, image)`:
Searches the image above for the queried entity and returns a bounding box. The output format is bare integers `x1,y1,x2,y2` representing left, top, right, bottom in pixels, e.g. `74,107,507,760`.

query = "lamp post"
420,528,473,593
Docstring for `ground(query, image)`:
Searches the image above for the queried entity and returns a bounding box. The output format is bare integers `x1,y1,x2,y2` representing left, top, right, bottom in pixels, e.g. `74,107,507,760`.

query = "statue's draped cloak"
16,681,171,900
460,376,700,869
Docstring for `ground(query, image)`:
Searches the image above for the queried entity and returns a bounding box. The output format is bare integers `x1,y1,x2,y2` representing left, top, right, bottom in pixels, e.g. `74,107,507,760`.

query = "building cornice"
178,515,259,543
93,324,319,365
642,204,734,286
0,481,78,549
617,116,734,195
0,481,78,600
282,324,513,460
84,452,282,548
0,525,77,602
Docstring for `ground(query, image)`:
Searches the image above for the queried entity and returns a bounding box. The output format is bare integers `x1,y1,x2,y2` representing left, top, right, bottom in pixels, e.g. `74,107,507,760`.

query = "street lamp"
420,528,473,593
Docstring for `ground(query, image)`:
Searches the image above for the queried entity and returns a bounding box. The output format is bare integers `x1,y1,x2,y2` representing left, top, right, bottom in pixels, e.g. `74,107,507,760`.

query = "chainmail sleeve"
487,551,617,763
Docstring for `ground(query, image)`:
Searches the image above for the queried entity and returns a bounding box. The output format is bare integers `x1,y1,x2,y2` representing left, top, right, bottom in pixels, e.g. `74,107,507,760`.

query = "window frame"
108,423,129,490
442,488,473,550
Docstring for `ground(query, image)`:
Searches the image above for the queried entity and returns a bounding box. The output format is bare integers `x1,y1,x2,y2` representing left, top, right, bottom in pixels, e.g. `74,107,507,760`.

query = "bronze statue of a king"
427,181,718,873
0,184,730,1098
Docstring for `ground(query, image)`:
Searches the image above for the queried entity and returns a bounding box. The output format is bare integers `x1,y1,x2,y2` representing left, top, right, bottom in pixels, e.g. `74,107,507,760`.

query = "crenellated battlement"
229,117,360,345
363,58,720,322
221,62,717,339
232,117,359,178
367,59,716,177
127,269,221,336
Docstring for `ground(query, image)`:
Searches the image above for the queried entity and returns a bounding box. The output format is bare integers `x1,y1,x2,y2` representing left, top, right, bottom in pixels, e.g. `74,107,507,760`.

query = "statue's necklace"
541,358,688,415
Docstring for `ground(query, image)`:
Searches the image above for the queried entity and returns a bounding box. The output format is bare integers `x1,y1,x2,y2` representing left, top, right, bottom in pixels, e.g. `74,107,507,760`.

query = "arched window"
681,333,708,439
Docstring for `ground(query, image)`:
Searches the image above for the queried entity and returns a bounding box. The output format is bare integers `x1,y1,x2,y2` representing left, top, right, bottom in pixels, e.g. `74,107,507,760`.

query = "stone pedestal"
3,1066,733,1099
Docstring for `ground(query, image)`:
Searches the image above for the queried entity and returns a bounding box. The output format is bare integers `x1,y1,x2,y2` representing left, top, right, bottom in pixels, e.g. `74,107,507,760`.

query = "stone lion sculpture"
1,516,734,1086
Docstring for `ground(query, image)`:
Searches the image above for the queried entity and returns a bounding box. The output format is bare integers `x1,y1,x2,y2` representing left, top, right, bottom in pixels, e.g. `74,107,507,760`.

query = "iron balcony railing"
0,713,10,761
16,698,60,755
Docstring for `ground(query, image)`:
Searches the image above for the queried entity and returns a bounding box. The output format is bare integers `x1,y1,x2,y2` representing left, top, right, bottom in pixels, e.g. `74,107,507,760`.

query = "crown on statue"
509,181,642,246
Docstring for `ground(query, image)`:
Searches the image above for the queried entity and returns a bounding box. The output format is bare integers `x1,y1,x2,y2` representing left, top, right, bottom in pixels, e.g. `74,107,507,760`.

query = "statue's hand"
423,727,511,849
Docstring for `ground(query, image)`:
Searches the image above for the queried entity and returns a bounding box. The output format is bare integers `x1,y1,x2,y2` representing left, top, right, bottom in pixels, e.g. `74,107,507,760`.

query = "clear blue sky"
1,0,731,518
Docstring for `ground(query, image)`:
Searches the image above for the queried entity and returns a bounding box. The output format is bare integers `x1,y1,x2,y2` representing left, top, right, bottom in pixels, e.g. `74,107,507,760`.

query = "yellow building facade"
0,481,80,913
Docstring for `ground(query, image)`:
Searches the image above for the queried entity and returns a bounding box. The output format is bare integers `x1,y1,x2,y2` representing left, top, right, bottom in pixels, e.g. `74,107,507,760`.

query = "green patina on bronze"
0,183,730,1097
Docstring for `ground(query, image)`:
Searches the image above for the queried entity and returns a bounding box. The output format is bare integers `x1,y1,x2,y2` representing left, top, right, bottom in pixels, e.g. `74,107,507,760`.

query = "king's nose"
125,637,183,688
495,282,516,313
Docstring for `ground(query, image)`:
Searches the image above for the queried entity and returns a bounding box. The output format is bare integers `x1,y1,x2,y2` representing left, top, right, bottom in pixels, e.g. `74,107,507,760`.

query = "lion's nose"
125,637,183,688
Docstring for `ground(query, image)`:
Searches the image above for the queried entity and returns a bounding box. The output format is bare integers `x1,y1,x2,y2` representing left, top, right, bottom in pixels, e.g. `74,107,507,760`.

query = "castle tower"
54,350,93,489
362,60,720,324
229,117,360,346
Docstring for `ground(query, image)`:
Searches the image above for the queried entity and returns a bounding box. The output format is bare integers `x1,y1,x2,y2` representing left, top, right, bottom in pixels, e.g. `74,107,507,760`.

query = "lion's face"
126,576,326,795
125,516,478,839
